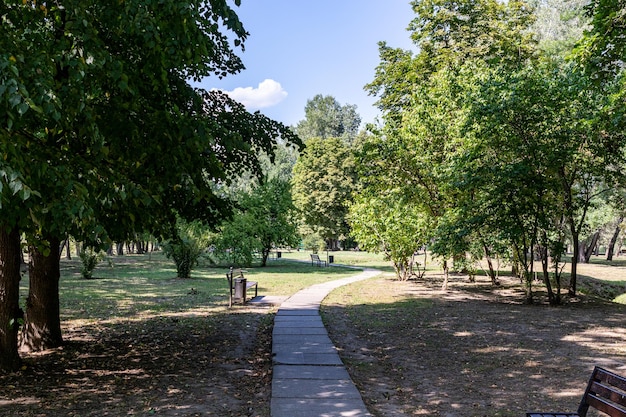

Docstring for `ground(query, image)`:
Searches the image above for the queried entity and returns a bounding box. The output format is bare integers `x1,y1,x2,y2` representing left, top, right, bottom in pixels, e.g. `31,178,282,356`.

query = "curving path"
270,268,380,417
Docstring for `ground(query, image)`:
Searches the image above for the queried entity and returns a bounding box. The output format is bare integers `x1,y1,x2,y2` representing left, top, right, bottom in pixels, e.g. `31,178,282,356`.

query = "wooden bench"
225,267,258,307
527,366,626,417
310,253,327,267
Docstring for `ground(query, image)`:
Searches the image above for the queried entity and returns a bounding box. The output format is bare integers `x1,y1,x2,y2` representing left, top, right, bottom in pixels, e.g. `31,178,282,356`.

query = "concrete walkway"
270,268,380,417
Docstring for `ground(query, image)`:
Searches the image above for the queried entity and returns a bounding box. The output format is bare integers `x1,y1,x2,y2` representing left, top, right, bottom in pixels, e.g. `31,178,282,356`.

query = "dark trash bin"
277,251,282,259
328,255,334,264
234,278,247,302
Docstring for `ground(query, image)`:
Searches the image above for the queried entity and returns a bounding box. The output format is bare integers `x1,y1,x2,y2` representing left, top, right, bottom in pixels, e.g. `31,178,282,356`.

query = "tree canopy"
0,0,300,372
295,94,361,144
355,0,626,302
292,137,357,247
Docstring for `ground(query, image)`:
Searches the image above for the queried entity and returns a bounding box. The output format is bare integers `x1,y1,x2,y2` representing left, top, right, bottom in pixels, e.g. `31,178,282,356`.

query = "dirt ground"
2,270,626,417
1,309,275,417
322,273,626,416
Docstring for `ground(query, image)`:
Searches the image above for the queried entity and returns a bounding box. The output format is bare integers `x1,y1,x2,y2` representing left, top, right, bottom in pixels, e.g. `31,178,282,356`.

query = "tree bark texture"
21,237,63,352
579,231,600,264
0,226,23,372
606,217,623,261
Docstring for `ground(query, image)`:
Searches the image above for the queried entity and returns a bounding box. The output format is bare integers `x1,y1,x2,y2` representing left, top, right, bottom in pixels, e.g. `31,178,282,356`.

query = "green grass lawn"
20,249,626,324
41,251,362,323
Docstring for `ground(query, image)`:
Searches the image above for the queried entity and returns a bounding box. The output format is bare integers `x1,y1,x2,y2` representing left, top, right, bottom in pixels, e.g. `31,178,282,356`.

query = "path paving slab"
276,308,319,316
274,315,325,322
275,315,325,323
272,334,333,345
273,351,344,366
270,268,379,417
273,365,351,380
273,326,329,335
271,398,371,417
272,378,363,399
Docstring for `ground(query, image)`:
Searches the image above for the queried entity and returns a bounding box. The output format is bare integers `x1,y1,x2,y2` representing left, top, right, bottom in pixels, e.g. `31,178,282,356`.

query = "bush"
162,219,209,278
79,248,105,279
302,233,327,253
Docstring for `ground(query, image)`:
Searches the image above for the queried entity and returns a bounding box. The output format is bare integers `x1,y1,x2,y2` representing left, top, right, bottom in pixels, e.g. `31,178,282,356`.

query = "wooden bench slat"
586,394,626,417
589,381,626,411
530,367,626,417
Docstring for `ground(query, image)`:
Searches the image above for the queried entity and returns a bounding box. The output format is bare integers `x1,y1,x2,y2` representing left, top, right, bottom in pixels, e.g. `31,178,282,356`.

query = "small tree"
348,193,431,280
215,177,300,267
162,218,209,279
302,233,327,253
79,247,105,280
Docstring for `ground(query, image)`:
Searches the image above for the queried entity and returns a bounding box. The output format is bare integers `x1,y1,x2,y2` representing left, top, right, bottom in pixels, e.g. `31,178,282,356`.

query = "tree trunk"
539,238,555,305
483,243,499,286
21,237,63,352
260,246,269,267
606,217,623,261
569,229,579,296
0,226,23,373
63,238,71,260
441,260,449,290
580,231,600,264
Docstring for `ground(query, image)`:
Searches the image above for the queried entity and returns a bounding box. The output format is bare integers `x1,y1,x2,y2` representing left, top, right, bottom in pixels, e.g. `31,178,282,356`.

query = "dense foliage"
292,137,358,248
350,0,626,301
0,0,299,371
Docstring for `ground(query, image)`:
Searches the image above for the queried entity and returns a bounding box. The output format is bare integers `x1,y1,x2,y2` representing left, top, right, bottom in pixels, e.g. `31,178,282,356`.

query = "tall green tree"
295,95,361,144
361,0,537,282
0,0,299,370
292,137,357,248
575,0,626,81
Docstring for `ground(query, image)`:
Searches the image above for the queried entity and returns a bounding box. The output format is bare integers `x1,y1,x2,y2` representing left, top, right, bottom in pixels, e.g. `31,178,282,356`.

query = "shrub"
79,248,105,279
162,219,209,278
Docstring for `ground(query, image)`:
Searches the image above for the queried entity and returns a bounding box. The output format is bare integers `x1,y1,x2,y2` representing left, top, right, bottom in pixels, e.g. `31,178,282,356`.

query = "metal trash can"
234,278,247,303
328,255,334,264
277,251,282,259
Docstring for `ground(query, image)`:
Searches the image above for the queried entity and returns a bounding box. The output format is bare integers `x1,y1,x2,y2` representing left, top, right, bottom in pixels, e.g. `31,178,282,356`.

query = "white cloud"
223,79,288,110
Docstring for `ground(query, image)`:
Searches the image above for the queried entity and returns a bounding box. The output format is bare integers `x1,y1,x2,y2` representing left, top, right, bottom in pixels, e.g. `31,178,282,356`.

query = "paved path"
270,268,380,417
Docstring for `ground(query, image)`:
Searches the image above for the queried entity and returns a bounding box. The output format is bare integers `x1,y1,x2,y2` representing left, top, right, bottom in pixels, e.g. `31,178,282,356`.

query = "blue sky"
195,1,416,128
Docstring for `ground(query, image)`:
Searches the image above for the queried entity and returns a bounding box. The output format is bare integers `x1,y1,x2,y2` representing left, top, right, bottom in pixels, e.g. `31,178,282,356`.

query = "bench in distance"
310,253,327,267
527,366,626,417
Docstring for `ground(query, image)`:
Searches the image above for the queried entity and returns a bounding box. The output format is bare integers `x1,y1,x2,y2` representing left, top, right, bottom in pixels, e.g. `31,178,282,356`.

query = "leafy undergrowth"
322,273,626,417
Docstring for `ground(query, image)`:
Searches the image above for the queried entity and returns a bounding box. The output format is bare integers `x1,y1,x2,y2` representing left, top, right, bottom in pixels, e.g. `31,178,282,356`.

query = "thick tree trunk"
0,226,23,372
606,217,623,261
579,231,600,264
21,237,63,352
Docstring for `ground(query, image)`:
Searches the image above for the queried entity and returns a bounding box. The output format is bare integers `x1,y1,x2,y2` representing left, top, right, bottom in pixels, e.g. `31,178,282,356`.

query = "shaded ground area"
1,310,273,417
3,258,625,417
322,274,626,417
